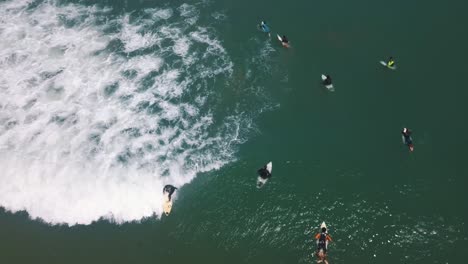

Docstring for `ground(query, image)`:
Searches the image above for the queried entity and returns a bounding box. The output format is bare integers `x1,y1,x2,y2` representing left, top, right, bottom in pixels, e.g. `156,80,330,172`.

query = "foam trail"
0,0,243,225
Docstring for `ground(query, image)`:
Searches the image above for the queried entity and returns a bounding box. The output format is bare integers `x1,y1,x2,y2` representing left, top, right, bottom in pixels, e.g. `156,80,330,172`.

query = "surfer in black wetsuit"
315,227,332,264
259,21,270,33
323,75,332,86
401,127,414,151
257,164,271,180
163,185,177,201
315,227,332,253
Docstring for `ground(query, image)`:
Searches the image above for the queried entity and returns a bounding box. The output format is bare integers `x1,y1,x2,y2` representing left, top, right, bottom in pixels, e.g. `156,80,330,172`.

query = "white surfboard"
320,221,327,230
380,61,396,70
277,34,282,42
321,74,334,91
162,193,173,216
257,161,272,188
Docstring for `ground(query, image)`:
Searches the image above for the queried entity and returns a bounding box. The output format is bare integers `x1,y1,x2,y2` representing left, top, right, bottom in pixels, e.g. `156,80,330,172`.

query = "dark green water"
1,0,468,263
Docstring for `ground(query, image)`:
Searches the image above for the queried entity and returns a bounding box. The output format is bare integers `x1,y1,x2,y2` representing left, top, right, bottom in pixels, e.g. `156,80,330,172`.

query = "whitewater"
0,0,249,225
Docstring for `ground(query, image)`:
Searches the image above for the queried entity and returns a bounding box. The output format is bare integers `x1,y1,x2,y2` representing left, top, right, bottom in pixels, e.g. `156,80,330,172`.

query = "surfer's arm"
326,235,332,242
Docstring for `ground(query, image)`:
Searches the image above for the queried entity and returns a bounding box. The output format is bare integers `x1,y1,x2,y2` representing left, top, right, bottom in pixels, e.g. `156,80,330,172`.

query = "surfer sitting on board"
401,127,414,151
387,56,395,68
323,75,332,86
315,227,332,262
163,185,178,201
280,35,289,47
257,165,271,179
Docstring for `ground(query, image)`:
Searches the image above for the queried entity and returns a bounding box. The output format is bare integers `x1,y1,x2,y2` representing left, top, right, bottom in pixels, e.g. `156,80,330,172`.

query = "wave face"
0,0,247,225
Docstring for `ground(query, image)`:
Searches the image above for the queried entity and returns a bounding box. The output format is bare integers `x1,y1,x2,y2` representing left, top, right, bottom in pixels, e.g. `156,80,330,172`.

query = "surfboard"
321,74,334,91
320,221,327,230
257,161,272,188
380,61,396,70
277,34,282,42
162,193,173,216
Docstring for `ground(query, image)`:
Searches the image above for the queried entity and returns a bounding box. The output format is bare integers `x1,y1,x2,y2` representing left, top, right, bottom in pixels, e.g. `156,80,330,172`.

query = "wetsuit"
257,166,271,180
315,232,332,253
402,130,413,146
163,185,177,201
282,36,289,44
323,75,332,86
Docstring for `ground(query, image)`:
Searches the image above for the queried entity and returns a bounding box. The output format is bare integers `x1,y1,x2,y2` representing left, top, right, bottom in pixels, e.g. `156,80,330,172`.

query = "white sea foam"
0,0,242,225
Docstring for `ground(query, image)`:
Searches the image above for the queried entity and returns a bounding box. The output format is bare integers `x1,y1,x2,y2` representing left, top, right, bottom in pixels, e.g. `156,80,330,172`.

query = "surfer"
280,35,289,47
257,164,272,179
322,75,332,86
315,227,332,259
387,56,395,68
259,21,270,34
401,127,414,151
163,185,178,201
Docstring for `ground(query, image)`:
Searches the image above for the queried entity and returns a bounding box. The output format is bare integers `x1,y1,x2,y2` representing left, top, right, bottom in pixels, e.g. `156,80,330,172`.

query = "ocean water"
1,0,467,263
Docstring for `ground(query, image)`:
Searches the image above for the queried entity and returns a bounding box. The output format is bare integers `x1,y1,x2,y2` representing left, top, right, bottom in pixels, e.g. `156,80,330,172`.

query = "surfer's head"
321,227,327,233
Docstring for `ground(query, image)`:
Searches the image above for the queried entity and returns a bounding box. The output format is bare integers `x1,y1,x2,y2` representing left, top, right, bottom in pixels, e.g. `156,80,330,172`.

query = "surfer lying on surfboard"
401,127,414,152
163,185,177,201
315,226,332,263
258,21,270,36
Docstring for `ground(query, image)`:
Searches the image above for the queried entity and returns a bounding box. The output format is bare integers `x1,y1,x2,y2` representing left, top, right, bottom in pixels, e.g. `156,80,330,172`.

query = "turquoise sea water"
1,0,467,263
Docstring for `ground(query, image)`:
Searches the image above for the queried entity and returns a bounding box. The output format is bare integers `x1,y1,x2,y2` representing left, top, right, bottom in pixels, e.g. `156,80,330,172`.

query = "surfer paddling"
259,21,271,36
315,225,332,264
401,127,414,152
